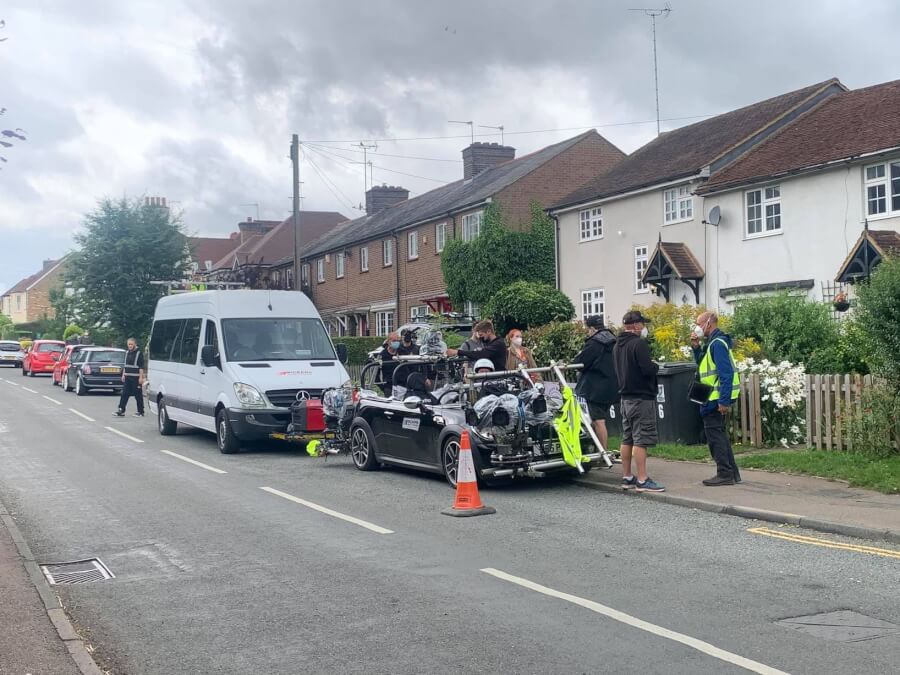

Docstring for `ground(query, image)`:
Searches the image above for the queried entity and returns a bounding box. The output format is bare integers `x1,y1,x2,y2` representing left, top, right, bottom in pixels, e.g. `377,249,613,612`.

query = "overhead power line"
303,143,451,185
301,147,360,212
304,142,461,163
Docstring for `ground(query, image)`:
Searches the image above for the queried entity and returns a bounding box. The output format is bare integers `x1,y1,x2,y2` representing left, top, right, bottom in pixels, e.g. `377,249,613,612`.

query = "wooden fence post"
824,374,833,450
844,373,853,453
805,374,813,449
814,374,823,450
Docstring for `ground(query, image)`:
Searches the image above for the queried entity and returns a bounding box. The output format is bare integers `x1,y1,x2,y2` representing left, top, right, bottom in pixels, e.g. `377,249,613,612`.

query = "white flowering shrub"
736,358,806,447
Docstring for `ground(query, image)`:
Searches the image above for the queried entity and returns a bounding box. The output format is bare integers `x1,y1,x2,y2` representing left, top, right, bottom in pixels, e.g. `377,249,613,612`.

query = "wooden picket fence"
728,374,763,447
805,373,874,451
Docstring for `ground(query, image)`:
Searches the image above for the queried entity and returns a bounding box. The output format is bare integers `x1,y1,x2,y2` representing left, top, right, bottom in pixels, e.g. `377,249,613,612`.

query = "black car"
64,347,127,396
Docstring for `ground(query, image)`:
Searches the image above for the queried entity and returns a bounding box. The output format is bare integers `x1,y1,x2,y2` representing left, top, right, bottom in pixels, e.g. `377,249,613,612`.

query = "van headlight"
234,382,266,408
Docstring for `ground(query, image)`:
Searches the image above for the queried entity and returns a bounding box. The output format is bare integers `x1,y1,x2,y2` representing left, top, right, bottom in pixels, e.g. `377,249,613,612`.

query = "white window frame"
461,211,483,242
634,245,649,293
360,246,369,272
579,207,603,242
464,300,479,320
375,311,394,336
663,185,693,224
335,252,345,279
408,231,419,260
435,222,447,253
864,160,900,218
745,185,782,239
580,288,605,324
316,258,325,283
410,305,429,320
383,239,393,267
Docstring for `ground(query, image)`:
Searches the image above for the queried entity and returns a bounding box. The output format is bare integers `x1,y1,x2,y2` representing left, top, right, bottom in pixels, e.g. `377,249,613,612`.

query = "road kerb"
0,499,104,675
574,477,900,545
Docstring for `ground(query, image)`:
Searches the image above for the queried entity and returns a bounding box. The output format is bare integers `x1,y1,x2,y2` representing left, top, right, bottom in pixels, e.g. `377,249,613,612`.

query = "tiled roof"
2,259,66,296
552,79,844,209
660,242,705,279
302,131,622,258
870,229,900,257
212,234,264,270
701,79,900,193
188,237,240,268
835,229,900,283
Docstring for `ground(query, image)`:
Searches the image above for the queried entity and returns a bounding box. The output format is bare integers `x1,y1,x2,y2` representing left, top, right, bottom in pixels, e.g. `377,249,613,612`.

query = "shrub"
737,358,807,447
523,321,588,365
804,317,869,375
855,259,900,383
483,281,575,336
63,324,85,341
630,303,706,361
331,336,385,365
0,324,17,340
845,383,900,458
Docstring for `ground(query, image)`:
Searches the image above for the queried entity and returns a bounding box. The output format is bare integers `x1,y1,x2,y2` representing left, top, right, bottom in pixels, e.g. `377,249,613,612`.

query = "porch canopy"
835,227,900,284
640,238,705,304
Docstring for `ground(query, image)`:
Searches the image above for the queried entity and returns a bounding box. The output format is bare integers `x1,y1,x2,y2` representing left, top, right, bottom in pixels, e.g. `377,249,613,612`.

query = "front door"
195,318,221,433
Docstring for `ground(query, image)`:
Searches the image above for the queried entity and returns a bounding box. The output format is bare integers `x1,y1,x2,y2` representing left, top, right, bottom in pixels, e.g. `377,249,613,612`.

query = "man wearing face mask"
613,311,664,492
450,320,507,372
377,332,403,397
691,311,742,486
573,316,617,451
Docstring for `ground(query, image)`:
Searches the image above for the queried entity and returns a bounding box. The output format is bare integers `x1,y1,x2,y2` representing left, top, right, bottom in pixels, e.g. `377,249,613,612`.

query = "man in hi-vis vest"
691,312,741,486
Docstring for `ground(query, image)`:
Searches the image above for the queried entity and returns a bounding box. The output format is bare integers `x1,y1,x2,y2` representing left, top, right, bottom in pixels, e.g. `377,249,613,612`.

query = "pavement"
578,457,900,544
1,369,899,674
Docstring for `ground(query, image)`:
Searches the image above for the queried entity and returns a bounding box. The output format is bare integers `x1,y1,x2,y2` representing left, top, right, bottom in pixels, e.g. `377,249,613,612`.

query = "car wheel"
441,435,461,488
158,398,177,436
75,375,88,396
216,409,240,454
349,419,378,471
63,372,73,392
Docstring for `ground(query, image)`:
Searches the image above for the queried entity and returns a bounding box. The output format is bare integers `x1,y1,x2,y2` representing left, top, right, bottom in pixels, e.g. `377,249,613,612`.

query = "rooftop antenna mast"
239,202,260,220
448,120,474,145
629,3,671,136
478,124,505,145
356,141,378,193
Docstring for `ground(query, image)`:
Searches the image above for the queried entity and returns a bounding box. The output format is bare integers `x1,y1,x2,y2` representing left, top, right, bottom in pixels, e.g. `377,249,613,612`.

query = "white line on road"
3,379,19,386
42,395,62,405
22,386,38,394
69,408,96,422
161,450,227,474
481,568,790,675
260,487,394,535
104,426,145,444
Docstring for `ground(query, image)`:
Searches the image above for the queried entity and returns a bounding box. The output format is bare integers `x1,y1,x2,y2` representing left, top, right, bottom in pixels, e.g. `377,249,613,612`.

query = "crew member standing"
114,337,145,417
574,315,618,451
691,311,742,486
452,320,507,372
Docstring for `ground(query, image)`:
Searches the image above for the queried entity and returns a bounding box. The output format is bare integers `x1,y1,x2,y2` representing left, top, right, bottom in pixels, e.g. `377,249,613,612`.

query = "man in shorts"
613,311,664,492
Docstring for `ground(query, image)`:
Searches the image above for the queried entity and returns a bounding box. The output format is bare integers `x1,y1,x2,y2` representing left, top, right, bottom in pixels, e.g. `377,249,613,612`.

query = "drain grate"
40,558,115,585
776,610,899,643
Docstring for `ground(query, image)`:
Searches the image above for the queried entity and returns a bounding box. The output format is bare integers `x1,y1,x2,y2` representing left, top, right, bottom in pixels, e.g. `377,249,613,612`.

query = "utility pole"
290,134,301,290
356,141,378,195
448,120,474,145
629,4,671,136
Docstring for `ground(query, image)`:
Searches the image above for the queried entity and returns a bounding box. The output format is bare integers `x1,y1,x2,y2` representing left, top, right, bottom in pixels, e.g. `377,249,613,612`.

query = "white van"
146,290,350,453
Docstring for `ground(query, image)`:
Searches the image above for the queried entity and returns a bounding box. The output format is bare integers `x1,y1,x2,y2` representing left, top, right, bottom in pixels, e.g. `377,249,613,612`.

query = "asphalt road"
1,368,898,675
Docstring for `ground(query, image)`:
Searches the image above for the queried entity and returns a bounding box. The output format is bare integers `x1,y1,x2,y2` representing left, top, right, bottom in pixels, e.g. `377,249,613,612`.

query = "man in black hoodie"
574,315,618,451
613,311,664,493
451,320,508,372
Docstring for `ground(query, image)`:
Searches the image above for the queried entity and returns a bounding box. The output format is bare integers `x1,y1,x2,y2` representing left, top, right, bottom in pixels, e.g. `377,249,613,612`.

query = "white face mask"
692,325,705,338
511,337,523,347
640,327,649,339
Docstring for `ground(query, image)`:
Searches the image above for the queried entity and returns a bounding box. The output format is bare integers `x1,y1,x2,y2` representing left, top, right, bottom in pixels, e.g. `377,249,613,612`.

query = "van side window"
149,320,184,361
204,320,219,352
176,319,202,365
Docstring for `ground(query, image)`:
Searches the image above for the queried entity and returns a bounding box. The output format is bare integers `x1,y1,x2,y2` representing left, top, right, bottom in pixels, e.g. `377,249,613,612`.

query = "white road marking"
3,379,19,386
260,487,394,535
104,426,145,443
22,386,38,394
481,568,790,675
69,408,96,422
161,450,227,474
42,395,62,405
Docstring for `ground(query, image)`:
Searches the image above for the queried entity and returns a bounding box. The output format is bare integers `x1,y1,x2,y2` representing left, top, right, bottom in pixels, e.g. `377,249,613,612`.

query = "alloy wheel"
443,438,460,487
350,427,369,467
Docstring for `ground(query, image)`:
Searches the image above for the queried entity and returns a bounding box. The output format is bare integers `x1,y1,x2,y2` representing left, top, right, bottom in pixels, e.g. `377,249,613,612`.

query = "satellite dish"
708,206,721,226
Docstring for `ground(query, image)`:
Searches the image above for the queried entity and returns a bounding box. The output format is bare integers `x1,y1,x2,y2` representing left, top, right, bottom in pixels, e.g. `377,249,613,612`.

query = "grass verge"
737,451,900,494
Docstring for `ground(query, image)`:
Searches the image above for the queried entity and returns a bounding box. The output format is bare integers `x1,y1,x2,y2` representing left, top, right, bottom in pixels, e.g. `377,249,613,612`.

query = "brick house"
1,257,70,323
300,132,625,336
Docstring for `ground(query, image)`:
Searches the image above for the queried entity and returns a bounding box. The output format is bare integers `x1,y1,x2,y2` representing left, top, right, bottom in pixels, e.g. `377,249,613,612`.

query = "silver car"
0,340,26,368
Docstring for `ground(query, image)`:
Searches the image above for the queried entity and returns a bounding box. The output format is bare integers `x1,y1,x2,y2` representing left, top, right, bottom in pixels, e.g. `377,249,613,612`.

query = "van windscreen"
221,318,335,362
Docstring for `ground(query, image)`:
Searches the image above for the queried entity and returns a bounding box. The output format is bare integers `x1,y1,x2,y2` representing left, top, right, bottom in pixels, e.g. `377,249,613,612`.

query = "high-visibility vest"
191,282,207,292
698,337,740,403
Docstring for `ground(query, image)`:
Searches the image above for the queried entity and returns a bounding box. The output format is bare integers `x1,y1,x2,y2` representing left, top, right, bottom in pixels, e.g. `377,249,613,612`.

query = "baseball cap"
622,310,652,325
584,315,604,329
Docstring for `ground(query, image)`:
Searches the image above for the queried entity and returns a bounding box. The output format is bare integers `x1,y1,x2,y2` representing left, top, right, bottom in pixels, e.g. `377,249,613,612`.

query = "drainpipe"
393,231,401,323
551,214,561,290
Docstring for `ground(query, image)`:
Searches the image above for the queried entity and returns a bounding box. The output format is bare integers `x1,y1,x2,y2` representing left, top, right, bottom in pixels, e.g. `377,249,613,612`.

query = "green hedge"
484,281,575,336
524,321,588,365
332,336,385,365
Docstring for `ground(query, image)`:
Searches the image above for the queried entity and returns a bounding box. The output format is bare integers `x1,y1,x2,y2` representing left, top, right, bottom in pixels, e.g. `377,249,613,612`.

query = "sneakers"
702,475,736,486
622,476,638,490
133,412,145,417
635,478,665,493
112,410,125,417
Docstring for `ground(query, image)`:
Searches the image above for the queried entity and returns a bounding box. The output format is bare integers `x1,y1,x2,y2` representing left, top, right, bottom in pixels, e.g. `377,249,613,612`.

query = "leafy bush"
331,336,385,365
0,324,17,340
63,324,85,341
855,259,900,383
629,303,708,361
523,321,588,365
803,317,869,375
483,281,575,335
737,358,807,447
845,383,900,458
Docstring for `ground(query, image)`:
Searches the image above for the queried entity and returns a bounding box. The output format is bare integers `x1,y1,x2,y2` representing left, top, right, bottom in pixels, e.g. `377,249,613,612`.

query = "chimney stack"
462,142,516,180
365,184,409,215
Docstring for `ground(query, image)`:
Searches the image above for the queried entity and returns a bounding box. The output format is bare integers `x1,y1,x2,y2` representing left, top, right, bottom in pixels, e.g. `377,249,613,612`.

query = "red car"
53,344,91,386
22,340,66,377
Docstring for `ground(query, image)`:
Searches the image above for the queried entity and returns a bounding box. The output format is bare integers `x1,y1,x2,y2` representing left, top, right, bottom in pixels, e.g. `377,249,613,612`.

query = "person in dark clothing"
451,320,507,372
613,311,664,493
399,329,420,356
377,332,402,397
114,337,145,417
574,315,618,451
404,371,437,404
691,311,742,486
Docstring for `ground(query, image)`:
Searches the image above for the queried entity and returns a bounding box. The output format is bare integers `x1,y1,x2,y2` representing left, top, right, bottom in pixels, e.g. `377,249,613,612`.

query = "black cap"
622,310,652,325
584,315,604,329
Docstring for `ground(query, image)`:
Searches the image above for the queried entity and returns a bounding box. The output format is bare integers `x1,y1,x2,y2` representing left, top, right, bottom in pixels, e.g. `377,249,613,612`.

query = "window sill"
744,229,784,241
336,275,344,280
579,235,604,243
865,211,900,222
383,263,393,268
663,216,694,226
360,268,369,274
408,256,419,261
634,288,651,295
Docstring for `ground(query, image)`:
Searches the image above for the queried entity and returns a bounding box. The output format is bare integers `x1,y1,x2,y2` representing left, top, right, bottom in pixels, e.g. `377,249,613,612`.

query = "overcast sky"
1,0,898,293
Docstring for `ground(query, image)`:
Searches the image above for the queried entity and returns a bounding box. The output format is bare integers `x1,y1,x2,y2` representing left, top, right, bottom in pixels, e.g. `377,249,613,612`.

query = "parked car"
0,340,26,368
21,340,66,376
53,344,92,385
64,347,126,395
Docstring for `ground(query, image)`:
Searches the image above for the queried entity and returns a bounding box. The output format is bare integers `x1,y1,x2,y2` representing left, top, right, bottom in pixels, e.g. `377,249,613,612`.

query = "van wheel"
349,418,378,471
216,409,240,454
158,398,177,436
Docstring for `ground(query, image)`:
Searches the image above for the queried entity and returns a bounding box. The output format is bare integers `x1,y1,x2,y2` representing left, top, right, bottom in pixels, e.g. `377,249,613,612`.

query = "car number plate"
0,355,14,360
100,367,120,373
45,364,55,369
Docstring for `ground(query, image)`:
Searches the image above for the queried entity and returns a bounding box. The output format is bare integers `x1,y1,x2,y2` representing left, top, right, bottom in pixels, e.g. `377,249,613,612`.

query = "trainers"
635,478,665,493
112,410,125,417
133,412,145,417
702,475,736,486
622,476,637,490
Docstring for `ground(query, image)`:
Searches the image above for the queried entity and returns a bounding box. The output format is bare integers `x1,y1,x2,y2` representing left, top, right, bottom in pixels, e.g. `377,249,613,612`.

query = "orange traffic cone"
441,431,496,517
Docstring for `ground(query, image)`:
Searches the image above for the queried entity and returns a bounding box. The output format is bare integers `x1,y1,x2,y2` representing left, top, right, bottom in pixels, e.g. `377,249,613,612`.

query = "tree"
483,281,575,335
855,259,900,384
441,201,555,307
67,197,188,343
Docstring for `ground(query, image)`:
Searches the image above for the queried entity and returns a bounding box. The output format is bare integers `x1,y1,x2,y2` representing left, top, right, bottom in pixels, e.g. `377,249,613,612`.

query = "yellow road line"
748,527,900,559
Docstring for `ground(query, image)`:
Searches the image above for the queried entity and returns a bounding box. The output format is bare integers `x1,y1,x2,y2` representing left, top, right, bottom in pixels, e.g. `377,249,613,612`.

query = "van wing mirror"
200,345,219,368
335,343,348,364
